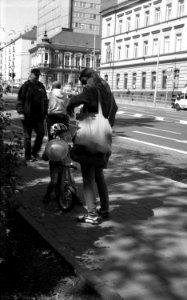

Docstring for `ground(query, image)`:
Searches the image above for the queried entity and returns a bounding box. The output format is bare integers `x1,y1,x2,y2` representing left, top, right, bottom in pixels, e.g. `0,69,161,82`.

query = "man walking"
16,68,48,162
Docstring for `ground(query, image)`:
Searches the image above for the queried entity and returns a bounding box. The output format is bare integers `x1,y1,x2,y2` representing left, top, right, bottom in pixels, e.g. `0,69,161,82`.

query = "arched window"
151,71,156,89
116,73,120,89
124,73,128,89
142,72,146,89
162,70,167,89
132,73,137,89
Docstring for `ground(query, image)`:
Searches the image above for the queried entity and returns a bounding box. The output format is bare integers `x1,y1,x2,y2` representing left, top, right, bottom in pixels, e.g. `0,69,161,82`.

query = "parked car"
174,93,187,110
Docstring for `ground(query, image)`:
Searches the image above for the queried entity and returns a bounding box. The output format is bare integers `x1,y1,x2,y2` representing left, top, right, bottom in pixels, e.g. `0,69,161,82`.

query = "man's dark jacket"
16,80,48,119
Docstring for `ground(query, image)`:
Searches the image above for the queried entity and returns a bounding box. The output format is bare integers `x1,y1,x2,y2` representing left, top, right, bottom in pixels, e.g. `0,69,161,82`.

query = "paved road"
4,94,187,300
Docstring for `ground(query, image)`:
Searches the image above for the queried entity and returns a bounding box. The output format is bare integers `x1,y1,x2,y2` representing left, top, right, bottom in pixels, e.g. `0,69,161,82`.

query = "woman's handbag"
74,90,112,154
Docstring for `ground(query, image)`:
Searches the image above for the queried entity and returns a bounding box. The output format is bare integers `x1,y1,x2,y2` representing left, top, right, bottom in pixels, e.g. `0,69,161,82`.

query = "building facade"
0,27,37,85
100,0,187,101
30,28,101,87
37,0,101,42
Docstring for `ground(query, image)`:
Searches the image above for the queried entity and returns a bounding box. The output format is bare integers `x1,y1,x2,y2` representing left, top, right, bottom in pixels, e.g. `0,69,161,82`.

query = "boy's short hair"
31,68,41,75
52,81,61,89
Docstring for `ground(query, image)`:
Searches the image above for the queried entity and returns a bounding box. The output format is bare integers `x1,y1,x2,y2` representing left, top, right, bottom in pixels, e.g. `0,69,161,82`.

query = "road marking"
133,131,187,143
117,111,125,114
118,136,187,155
155,116,164,121
144,126,181,135
134,113,143,117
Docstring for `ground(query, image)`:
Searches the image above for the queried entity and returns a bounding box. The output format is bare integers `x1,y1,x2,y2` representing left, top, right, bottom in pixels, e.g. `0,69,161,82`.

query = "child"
47,81,69,140
43,123,69,203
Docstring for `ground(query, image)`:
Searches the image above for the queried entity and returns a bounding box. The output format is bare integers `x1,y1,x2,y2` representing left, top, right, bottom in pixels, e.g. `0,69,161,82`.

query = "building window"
106,44,111,62
162,71,167,89
166,3,172,21
124,73,128,89
134,43,138,58
64,73,68,84
142,72,146,89
96,56,100,68
174,69,180,89
44,53,48,64
117,45,121,60
153,38,159,55
178,0,184,17
118,19,123,34
54,73,58,81
65,55,70,67
132,73,137,89
126,16,131,31
107,23,111,36
54,53,59,65
135,14,140,29
155,7,161,23
104,74,108,82
143,41,148,56
75,56,80,68
176,33,182,51
125,44,129,58
145,11,150,26
164,36,170,53
86,56,90,67
116,73,120,89
151,71,156,89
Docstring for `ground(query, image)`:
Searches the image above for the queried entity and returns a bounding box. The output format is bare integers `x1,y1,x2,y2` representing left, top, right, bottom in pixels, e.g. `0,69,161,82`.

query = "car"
174,93,187,110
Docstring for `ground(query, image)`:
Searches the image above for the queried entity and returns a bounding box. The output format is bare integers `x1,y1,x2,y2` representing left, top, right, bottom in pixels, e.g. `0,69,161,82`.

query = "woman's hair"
52,81,61,89
79,68,111,93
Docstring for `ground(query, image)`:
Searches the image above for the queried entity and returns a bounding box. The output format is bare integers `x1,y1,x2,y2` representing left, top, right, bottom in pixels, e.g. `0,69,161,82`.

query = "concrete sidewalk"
16,141,187,300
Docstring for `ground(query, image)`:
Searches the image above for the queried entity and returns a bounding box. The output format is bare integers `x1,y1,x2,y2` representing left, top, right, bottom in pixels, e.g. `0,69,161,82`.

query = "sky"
0,0,38,42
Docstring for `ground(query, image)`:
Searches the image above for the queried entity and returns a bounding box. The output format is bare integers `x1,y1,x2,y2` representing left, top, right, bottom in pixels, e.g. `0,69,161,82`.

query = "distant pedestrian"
46,81,69,140
67,68,118,225
16,68,48,162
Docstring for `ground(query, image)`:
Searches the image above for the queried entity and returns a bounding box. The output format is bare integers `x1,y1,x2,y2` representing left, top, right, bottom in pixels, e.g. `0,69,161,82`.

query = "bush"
0,94,23,263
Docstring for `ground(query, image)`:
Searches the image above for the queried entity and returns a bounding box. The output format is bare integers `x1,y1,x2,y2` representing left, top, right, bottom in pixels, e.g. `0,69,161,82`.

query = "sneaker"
77,214,99,225
97,208,109,219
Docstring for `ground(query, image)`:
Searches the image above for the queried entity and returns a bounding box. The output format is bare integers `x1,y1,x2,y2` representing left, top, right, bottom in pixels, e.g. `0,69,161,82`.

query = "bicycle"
44,123,80,212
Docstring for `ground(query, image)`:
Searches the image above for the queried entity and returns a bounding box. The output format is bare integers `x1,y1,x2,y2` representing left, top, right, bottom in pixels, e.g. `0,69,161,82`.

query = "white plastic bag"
75,92,112,154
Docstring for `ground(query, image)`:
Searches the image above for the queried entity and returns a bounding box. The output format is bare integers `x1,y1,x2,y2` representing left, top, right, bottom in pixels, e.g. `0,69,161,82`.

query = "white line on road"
144,126,181,135
118,136,187,155
133,131,187,143
134,113,143,117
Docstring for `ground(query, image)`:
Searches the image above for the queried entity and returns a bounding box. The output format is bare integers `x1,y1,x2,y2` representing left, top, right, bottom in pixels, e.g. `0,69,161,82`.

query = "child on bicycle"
43,123,71,203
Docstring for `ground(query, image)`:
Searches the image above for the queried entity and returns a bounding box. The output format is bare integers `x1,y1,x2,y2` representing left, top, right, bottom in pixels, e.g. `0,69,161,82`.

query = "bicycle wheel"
58,184,74,212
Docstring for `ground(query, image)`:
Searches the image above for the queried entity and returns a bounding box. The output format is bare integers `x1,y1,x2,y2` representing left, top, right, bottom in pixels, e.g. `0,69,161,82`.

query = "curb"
18,207,124,300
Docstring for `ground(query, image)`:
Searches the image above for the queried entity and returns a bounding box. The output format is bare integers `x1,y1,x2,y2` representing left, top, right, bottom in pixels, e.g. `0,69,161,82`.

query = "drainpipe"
111,10,116,91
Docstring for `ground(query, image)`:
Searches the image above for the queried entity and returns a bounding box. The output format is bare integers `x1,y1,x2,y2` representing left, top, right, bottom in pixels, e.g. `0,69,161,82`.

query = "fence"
113,90,176,108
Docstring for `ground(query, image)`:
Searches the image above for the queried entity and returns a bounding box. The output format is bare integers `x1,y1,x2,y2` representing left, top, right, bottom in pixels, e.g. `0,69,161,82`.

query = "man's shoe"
77,214,99,225
31,154,40,161
25,157,33,163
43,194,51,203
97,208,109,219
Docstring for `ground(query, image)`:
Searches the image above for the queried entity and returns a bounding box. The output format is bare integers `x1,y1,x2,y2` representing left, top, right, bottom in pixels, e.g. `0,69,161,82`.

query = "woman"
67,68,118,224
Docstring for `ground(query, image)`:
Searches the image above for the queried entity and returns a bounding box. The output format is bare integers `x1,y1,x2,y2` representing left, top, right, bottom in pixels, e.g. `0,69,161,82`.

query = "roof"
21,26,37,40
50,29,101,50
